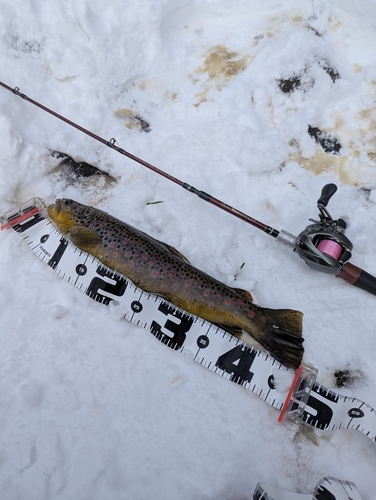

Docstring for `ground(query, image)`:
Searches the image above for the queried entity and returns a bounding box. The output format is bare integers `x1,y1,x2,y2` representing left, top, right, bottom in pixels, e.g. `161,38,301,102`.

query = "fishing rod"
1,81,376,296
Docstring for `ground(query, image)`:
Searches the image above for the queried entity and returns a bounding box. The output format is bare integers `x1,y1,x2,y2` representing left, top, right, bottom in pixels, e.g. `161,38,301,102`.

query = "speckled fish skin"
47,199,304,369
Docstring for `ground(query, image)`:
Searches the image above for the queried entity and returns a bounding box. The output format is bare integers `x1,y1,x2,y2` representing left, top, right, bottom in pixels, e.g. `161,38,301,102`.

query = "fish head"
47,199,95,234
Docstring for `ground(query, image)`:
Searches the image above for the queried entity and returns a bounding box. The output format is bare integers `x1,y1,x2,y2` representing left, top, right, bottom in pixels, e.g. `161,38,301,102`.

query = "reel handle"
318,183,337,208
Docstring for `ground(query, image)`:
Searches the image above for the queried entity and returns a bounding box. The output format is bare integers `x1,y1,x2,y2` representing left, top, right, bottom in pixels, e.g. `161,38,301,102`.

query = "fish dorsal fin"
136,226,191,264
161,242,191,264
69,226,102,246
232,287,253,303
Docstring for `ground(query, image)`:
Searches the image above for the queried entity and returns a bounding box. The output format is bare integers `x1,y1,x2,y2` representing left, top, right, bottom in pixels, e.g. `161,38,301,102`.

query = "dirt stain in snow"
115,108,151,132
287,149,355,184
191,45,251,107
287,132,376,186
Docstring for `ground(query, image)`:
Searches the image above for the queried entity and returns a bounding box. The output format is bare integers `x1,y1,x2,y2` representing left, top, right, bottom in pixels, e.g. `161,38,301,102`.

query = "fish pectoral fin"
213,323,243,340
163,243,191,264
69,226,102,246
231,287,253,303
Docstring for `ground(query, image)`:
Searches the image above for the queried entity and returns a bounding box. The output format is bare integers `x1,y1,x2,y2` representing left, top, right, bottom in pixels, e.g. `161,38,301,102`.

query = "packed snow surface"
1,0,376,498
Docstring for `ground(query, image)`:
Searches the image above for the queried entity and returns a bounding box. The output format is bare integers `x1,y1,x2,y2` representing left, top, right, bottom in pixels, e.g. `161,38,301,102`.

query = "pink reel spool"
317,239,342,260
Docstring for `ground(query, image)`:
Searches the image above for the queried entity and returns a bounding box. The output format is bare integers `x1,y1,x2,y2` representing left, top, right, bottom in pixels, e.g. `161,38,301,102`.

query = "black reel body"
294,184,353,275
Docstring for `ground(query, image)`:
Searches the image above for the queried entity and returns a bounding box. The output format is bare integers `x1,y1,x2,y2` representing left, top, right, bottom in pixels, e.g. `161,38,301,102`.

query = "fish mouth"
47,199,63,219
55,199,64,212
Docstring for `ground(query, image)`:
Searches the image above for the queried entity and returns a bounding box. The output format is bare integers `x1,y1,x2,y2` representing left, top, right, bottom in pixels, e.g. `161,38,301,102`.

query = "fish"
47,199,304,369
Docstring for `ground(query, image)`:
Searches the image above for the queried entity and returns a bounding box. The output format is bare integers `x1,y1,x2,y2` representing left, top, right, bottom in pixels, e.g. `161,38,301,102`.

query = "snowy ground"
1,0,376,498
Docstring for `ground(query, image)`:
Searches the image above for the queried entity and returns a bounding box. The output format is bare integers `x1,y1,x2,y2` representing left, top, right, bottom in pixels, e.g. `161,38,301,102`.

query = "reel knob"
317,183,337,208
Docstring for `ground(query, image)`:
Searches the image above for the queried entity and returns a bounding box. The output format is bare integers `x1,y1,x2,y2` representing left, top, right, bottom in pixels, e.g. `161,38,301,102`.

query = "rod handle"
338,262,376,296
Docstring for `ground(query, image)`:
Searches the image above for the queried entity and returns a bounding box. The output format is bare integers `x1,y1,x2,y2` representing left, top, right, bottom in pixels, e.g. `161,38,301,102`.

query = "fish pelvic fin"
257,308,304,370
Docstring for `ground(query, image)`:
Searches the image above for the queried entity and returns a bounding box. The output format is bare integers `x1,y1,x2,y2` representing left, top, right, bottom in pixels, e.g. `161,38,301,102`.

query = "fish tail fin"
258,308,304,370
266,308,303,337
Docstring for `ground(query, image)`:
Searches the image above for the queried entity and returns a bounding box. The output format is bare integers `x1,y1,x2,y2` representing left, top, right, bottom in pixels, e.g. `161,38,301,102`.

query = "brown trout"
47,199,304,369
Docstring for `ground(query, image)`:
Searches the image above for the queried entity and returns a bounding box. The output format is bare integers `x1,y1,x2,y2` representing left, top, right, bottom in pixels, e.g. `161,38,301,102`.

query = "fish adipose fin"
260,308,304,370
69,226,102,246
231,287,253,302
163,243,191,264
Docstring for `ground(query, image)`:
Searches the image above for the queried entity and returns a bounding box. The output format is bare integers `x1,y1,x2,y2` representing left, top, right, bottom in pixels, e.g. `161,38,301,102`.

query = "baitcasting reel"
295,183,353,275
277,183,376,294
278,184,353,275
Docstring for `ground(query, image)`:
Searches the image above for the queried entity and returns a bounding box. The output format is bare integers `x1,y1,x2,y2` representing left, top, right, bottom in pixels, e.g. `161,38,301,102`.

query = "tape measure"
253,476,362,500
1,198,376,448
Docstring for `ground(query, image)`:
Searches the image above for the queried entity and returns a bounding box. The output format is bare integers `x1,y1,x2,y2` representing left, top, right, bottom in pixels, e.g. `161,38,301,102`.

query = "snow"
1,0,376,498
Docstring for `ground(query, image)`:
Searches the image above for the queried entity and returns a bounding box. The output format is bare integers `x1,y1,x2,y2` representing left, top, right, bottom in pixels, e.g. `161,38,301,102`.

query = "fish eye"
63,199,74,205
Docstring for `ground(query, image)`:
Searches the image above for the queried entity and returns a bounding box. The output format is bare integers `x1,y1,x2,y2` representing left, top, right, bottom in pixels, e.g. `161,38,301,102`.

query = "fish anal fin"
232,287,253,303
69,226,102,246
213,323,243,340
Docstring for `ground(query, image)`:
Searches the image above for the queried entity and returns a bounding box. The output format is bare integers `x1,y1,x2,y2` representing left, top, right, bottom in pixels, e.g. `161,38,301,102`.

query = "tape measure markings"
253,476,363,500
